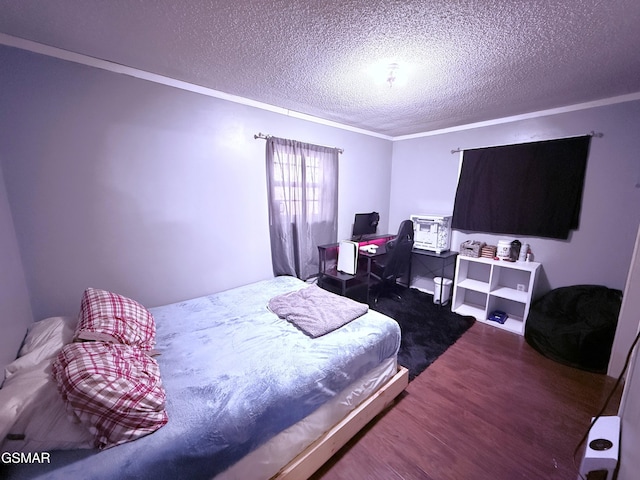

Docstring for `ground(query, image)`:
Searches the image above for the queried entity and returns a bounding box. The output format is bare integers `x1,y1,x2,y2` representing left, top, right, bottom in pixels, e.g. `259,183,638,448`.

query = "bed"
1,276,407,479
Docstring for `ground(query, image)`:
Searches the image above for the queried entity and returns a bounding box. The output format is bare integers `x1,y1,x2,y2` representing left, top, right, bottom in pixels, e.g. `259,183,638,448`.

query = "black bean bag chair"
524,285,622,373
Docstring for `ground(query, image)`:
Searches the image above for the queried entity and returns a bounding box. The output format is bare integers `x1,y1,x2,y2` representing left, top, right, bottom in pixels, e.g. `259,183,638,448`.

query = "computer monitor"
352,212,380,240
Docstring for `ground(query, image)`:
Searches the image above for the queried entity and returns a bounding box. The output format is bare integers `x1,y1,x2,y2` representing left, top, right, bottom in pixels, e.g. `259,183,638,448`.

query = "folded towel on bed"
268,284,369,338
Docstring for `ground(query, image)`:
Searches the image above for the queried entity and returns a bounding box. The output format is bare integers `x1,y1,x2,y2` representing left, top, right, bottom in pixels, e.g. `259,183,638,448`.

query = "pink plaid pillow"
52,342,168,449
75,288,156,350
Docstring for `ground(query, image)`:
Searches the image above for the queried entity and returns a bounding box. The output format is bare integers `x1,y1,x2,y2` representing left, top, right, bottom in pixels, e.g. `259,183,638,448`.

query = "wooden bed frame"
275,366,409,479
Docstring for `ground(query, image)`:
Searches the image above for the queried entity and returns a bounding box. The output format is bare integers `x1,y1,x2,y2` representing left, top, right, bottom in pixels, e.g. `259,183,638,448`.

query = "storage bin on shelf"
460,240,485,258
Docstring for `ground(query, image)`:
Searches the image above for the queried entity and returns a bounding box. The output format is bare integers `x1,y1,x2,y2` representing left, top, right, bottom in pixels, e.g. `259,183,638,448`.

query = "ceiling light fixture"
386,63,399,87
367,60,409,88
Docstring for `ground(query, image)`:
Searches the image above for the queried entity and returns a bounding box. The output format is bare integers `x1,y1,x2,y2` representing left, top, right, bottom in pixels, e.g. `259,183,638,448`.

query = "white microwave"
410,214,452,254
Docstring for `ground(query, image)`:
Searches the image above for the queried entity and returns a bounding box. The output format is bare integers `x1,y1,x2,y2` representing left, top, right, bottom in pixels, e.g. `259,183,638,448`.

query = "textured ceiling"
1,0,640,137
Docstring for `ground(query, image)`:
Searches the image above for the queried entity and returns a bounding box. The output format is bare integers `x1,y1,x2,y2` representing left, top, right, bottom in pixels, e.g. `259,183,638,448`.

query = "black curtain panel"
452,136,591,240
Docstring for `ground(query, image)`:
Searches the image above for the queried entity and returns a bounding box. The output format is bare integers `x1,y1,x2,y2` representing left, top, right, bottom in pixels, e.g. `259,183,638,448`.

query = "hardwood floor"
312,321,622,480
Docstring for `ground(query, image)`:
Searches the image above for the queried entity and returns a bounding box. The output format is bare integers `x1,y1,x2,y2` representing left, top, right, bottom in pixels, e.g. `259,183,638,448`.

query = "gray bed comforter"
6,276,400,480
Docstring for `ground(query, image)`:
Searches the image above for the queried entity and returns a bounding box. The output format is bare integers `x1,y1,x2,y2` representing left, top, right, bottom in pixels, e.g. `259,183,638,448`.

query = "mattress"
220,356,398,480
4,276,401,479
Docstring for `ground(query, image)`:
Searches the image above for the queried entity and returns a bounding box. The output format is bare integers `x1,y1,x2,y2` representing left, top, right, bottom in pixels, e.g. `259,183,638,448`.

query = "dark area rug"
371,287,475,381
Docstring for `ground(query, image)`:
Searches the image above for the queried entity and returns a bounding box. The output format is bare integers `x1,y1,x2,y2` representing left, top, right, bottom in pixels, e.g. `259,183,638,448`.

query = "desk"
318,236,458,302
317,235,394,302
318,240,459,304
410,249,459,304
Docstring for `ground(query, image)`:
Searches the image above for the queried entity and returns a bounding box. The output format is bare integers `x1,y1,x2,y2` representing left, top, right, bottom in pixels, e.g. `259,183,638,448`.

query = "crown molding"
2,33,638,143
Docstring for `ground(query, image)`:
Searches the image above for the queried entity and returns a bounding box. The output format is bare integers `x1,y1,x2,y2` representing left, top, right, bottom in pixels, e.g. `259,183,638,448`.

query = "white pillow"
4,316,76,382
0,361,93,452
19,316,77,356
0,361,50,446
0,315,93,452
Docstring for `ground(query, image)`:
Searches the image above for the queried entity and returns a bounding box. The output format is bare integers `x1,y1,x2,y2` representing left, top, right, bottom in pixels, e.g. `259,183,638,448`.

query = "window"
266,137,339,279
272,153,322,216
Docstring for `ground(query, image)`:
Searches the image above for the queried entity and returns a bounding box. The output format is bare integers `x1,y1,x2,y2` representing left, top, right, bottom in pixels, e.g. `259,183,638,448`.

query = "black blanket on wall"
452,136,591,239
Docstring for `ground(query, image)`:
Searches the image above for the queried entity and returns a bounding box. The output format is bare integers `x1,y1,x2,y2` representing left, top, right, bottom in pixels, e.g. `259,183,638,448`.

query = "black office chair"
369,220,414,303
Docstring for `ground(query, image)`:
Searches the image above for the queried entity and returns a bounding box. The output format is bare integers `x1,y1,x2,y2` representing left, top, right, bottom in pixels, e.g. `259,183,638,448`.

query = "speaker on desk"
337,241,358,275
578,416,620,480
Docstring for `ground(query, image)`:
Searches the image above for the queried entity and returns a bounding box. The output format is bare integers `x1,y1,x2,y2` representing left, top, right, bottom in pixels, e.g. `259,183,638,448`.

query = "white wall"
0,163,33,381
390,101,640,295
615,225,640,480
0,44,392,320
610,225,640,377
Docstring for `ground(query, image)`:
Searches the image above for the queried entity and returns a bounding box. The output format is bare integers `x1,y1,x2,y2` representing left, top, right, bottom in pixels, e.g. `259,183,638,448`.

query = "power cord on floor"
573,326,640,480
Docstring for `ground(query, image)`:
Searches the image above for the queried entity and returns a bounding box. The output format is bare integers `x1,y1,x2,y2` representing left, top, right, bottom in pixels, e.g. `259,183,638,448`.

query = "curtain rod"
254,132,344,154
450,131,604,154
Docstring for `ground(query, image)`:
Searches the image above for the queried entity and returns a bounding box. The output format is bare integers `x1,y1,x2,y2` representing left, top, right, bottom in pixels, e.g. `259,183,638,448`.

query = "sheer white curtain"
265,137,339,280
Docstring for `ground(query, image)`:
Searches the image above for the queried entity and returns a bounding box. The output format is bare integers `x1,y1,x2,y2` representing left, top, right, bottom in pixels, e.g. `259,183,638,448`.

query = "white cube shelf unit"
451,255,541,335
